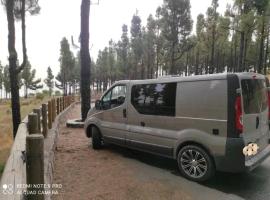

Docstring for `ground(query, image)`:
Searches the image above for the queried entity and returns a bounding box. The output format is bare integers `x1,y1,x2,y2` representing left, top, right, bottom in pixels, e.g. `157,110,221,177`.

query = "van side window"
101,85,126,110
131,83,176,116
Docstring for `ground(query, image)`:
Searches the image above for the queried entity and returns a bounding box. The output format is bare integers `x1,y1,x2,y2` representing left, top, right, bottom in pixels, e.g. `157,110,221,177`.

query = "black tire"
177,145,215,182
91,126,102,150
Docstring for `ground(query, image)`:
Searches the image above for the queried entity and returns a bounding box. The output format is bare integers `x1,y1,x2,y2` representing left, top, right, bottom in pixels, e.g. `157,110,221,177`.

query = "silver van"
84,73,270,182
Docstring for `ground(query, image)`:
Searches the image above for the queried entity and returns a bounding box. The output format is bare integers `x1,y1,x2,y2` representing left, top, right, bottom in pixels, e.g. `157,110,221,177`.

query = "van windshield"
241,79,268,114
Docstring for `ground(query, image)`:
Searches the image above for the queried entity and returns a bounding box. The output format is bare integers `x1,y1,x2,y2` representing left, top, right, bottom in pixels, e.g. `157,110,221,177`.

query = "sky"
0,0,233,80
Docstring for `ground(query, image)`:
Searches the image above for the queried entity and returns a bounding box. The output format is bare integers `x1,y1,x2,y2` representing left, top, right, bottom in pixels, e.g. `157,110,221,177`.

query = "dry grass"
0,97,50,177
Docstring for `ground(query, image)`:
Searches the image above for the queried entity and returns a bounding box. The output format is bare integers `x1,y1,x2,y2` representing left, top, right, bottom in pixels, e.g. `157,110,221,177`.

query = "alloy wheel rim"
180,149,207,178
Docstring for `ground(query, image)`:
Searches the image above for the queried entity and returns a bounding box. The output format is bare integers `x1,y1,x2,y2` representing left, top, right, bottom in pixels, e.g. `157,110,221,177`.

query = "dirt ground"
53,104,243,200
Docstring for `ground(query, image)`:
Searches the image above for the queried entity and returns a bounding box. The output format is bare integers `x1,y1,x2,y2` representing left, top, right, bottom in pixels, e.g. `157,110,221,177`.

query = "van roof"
114,72,265,85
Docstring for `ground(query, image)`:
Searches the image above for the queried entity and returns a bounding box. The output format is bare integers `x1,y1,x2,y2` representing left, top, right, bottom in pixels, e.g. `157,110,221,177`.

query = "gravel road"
52,104,244,200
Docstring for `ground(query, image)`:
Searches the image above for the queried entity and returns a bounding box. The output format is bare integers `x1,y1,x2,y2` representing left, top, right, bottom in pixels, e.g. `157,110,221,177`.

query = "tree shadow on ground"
103,144,179,173
201,166,270,200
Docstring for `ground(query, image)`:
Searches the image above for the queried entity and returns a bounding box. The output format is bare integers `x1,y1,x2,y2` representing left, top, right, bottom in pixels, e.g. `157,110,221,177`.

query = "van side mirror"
95,100,102,110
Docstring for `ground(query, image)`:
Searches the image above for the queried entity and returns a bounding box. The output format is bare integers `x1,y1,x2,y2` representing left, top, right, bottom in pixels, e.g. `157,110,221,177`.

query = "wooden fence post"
26,134,44,200
33,108,41,133
57,98,60,115
28,113,39,134
41,104,48,138
62,96,64,111
52,99,56,122
62,97,64,110
59,97,62,112
48,100,52,129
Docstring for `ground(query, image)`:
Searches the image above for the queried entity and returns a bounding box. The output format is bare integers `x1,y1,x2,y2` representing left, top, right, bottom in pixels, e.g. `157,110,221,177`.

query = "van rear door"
241,76,269,154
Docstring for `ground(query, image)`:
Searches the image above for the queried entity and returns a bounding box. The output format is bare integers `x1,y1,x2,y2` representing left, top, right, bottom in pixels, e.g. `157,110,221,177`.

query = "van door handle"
140,122,145,127
123,109,127,118
256,116,259,129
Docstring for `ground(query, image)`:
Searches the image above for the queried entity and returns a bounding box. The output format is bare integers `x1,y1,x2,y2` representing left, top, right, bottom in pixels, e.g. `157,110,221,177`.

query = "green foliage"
1,0,40,17
130,13,143,79
56,37,76,95
42,89,49,96
117,24,129,79
3,65,11,98
35,92,44,100
159,0,193,74
44,66,54,96
54,90,61,96
21,61,43,98
92,0,270,85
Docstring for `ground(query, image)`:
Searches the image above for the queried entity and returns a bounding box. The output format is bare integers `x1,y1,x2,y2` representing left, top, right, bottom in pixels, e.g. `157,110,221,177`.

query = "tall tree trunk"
170,42,176,75
243,35,249,72
234,33,238,72
258,16,265,74
185,53,189,76
264,26,269,75
156,48,159,78
206,55,209,74
238,31,245,72
80,0,91,121
6,0,21,138
216,50,220,73
141,60,145,79
195,48,199,75
24,85,27,99
230,32,234,72
147,55,150,79
210,29,216,74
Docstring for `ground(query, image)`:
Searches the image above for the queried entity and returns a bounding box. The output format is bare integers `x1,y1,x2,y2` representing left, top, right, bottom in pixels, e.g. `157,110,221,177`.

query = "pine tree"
159,0,193,74
3,65,11,99
130,13,143,79
117,24,129,79
57,37,75,95
44,66,54,96
21,61,43,98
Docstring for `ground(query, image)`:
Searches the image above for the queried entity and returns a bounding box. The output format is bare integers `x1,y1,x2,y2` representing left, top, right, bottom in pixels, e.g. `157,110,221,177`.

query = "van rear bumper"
215,138,270,173
215,138,245,173
245,144,270,171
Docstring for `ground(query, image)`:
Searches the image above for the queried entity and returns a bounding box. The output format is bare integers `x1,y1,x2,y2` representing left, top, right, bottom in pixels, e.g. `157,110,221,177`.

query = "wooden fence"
0,95,77,200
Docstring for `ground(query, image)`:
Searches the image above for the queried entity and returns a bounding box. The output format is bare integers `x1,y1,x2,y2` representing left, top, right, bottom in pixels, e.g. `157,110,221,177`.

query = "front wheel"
91,126,102,150
177,145,215,182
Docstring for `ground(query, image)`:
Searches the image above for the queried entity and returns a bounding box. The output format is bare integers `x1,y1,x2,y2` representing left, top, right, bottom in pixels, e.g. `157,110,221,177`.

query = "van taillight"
235,96,243,134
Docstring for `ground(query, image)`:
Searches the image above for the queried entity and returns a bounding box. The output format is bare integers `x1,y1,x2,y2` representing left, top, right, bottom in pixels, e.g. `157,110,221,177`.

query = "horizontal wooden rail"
0,95,78,200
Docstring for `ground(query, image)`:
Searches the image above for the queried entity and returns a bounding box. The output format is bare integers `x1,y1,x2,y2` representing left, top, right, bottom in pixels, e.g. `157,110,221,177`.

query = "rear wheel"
177,145,215,182
91,126,102,150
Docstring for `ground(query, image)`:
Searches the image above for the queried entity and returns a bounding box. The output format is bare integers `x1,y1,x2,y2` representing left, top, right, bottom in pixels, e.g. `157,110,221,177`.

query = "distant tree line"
56,37,80,96
90,0,270,92
0,61,55,100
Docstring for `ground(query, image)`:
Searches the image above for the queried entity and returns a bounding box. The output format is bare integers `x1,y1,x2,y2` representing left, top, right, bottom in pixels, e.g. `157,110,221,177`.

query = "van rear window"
241,79,267,114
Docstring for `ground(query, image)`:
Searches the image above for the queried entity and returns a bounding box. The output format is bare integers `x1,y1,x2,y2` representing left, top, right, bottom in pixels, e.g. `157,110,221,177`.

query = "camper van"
84,73,270,182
